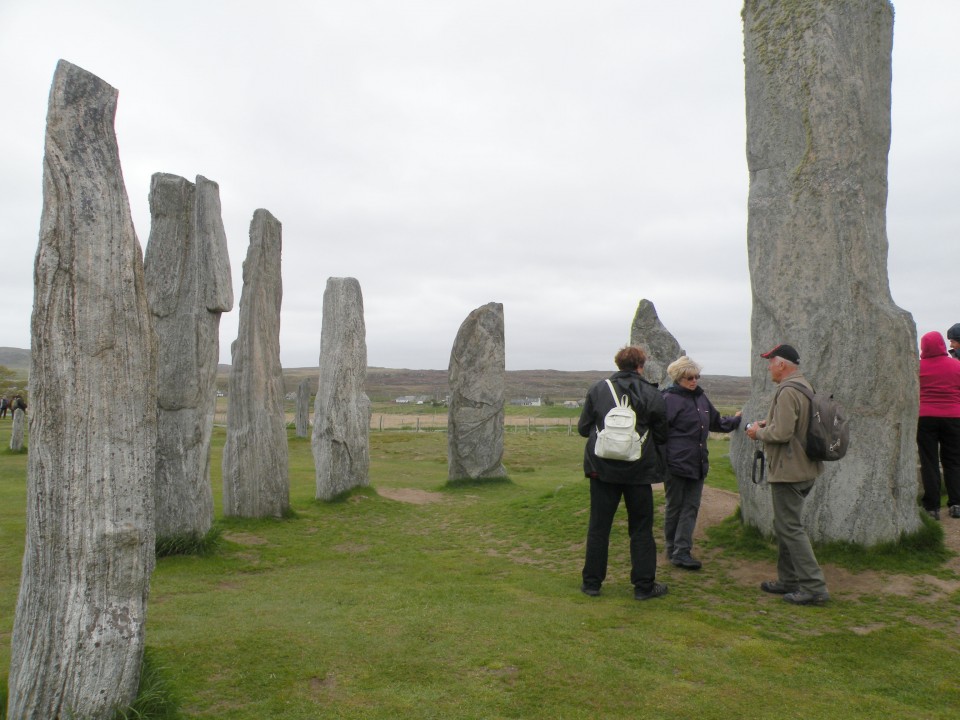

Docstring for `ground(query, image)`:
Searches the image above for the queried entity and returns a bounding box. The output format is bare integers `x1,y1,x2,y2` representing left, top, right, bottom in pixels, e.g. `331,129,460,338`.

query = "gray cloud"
1,1,957,376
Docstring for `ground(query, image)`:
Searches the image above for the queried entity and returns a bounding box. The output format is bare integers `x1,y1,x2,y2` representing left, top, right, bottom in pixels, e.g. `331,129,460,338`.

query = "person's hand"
735,410,743,417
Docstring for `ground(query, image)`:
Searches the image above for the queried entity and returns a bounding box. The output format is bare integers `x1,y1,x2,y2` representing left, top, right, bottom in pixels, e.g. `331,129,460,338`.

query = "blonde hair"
667,355,702,383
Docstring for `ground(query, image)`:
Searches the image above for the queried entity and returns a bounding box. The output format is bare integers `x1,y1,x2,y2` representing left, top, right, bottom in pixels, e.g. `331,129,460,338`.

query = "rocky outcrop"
8,60,156,720
448,302,507,481
9,408,25,451
313,278,371,500
731,1,919,545
222,209,289,518
145,173,233,541
295,377,311,438
629,299,685,388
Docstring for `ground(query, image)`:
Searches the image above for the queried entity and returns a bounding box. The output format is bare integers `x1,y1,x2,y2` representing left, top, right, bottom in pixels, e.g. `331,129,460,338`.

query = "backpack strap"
776,381,814,451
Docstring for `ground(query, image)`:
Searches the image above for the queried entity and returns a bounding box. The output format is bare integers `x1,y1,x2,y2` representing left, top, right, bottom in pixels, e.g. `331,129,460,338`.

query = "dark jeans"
917,416,960,510
581,478,657,592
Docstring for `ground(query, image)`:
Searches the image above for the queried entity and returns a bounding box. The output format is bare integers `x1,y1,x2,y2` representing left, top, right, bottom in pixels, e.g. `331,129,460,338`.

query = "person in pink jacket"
917,331,960,519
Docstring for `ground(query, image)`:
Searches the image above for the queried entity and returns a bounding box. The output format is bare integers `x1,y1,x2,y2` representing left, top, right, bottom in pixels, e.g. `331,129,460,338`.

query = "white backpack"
594,379,647,462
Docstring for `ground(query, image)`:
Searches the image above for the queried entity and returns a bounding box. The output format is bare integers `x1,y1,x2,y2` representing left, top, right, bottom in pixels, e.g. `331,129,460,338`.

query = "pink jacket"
919,331,960,418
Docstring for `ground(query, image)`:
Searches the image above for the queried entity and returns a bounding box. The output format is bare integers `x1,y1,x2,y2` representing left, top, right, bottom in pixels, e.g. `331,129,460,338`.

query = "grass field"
2,422,959,719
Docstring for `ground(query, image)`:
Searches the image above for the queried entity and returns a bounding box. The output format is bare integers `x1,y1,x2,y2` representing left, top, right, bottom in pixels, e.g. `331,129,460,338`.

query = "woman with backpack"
661,356,741,570
577,346,670,601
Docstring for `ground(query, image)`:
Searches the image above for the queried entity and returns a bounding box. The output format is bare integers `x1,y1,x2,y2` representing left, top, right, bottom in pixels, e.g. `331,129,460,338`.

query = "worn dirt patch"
376,487,445,505
222,531,269,546
678,485,960,602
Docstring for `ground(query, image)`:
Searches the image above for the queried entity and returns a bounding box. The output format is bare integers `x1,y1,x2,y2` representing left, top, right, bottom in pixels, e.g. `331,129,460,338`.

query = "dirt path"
378,483,960,601
685,485,960,601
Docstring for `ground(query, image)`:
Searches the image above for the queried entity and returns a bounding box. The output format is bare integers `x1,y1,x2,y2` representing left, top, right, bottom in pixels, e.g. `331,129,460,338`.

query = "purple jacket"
661,384,741,481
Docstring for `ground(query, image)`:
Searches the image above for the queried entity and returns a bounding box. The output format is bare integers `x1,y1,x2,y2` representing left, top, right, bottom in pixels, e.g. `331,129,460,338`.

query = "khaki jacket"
755,372,823,483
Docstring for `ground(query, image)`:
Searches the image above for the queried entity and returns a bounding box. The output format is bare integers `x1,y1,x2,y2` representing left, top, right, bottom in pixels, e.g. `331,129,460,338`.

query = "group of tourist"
0,394,26,419
578,325,960,608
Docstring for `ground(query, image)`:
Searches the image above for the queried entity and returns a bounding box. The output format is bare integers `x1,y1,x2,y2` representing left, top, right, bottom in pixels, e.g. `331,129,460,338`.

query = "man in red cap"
745,344,830,606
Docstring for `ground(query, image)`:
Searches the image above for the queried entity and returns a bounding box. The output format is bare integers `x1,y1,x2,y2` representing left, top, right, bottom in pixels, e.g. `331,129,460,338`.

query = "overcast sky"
1,1,957,375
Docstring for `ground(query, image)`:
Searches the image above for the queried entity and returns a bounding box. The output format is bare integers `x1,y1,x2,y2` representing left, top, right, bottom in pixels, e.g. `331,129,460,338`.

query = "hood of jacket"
921,331,947,359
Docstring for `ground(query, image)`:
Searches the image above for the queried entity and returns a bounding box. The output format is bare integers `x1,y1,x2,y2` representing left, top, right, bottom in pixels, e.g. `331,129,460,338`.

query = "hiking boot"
670,553,702,570
783,590,830,606
950,505,960,519
580,584,601,597
634,583,669,601
760,580,799,595
927,508,941,521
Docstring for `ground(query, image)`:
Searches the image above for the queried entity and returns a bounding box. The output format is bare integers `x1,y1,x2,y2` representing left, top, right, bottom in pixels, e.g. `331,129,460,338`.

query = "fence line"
214,412,577,434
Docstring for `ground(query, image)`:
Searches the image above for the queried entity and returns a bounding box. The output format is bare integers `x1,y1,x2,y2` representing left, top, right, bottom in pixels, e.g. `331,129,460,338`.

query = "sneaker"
783,590,830,606
927,508,941,521
950,505,960,519
760,580,799,595
670,553,702,570
580,584,601,597
634,583,669,601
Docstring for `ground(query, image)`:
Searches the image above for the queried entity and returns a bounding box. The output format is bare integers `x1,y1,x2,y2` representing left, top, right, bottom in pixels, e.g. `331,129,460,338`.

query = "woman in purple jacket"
917,330,960,519
662,356,741,570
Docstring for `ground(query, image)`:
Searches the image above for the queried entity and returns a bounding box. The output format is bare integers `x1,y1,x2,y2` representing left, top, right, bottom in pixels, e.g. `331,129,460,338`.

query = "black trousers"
917,416,960,510
581,478,657,592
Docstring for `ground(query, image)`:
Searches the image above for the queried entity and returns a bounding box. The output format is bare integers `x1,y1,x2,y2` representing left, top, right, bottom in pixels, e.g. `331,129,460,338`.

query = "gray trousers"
770,480,828,594
663,474,704,558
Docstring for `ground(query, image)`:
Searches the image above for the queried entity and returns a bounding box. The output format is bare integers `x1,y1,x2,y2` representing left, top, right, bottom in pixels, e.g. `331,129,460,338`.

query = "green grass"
2,422,959,719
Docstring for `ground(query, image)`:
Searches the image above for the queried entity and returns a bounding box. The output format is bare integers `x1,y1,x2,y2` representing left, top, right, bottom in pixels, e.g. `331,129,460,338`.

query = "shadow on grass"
706,507,953,574
444,476,516,491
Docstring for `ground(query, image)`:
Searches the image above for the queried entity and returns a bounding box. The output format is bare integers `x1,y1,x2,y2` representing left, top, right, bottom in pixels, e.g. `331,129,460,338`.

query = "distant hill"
0,347,30,372
3,349,751,405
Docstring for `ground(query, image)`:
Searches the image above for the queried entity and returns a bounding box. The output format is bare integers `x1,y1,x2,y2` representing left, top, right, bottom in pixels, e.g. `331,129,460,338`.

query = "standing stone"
731,1,919,545
629,299,685,388
222,209,289,518
313,278,371,500
9,407,25,451
8,60,157,720
295,377,312,438
448,302,507,481
145,173,233,542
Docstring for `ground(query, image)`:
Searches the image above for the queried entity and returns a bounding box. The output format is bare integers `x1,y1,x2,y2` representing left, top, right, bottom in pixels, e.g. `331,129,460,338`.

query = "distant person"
745,344,829,606
661,356,742,570
11,394,26,414
948,324,960,360
578,345,669,601
0,396,7,419
917,331,960,520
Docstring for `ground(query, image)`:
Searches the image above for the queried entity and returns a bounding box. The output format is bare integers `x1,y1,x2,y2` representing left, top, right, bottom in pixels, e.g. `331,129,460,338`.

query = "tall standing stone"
313,277,371,500
8,60,157,720
145,173,233,541
731,1,919,544
296,377,312,438
222,209,289,518
9,407,25,451
629,299,685,388
448,302,507,481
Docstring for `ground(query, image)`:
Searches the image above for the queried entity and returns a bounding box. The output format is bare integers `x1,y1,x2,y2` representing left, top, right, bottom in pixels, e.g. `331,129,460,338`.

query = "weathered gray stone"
629,299,685,388
296,377,312,438
9,407,25,451
8,60,157,720
145,173,233,541
448,302,507,481
313,278,371,500
731,0,919,545
222,209,289,518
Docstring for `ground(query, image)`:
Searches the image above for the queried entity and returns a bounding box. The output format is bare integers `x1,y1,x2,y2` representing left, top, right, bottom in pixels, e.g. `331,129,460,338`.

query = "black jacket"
578,370,668,485
661,384,740,481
